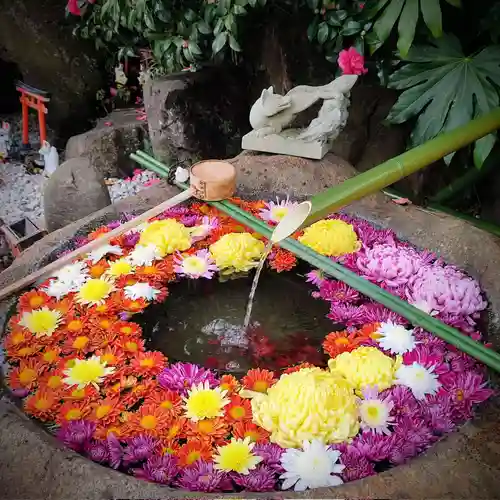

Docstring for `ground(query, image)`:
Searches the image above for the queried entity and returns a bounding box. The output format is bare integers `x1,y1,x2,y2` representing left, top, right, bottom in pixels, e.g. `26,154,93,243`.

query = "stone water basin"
0,152,499,499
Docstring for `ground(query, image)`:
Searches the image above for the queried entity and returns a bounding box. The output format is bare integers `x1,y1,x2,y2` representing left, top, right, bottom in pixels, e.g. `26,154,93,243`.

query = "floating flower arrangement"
2,198,494,493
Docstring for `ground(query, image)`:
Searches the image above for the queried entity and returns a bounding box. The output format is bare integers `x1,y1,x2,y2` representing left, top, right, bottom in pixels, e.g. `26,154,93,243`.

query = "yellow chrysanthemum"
213,437,262,474
63,356,115,389
18,307,62,337
209,233,265,275
250,368,359,448
328,346,401,392
76,277,115,306
298,219,361,256
183,381,230,421
138,219,191,257
106,258,134,277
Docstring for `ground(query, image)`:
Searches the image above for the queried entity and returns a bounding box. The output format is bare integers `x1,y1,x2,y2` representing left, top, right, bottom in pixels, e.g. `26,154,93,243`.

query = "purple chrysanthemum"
440,371,494,421
383,385,420,422
359,302,409,325
305,269,326,288
336,445,376,482
84,439,110,464
327,303,366,326
406,263,487,317
446,351,478,372
438,312,477,333
252,443,285,473
175,460,229,492
413,328,447,356
57,420,96,451
134,454,179,485
158,362,218,395
161,206,189,217
423,394,456,434
122,231,141,248
123,435,159,465
233,465,277,492
316,279,360,304
352,431,392,462
106,220,122,230
106,432,123,470
403,345,449,375
180,214,200,227
356,243,427,288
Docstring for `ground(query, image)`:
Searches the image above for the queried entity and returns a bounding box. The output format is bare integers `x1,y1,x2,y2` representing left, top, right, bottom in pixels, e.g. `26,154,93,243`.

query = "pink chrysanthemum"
359,303,409,325
423,394,456,434
413,328,447,356
305,269,326,288
403,345,449,375
252,443,285,473
85,439,110,464
327,303,366,326
190,217,219,242
123,232,141,248
106,432,123,470
383,386,420,423
158,362,218,395
352,431,392,462
333,444,375,482
175,460,229,492
233,464,277,492
356,243,427,288
123,435,160,465
174,249,218,279
134,454,179,485
259,197,299,224
57,420,96,451
407,264,487,317
316,280,360,304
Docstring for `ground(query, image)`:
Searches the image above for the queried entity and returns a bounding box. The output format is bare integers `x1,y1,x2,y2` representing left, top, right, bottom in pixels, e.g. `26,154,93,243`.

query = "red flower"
67,0,81,16
269,248,297,272
338,47,368,76
322,328,371,359
242,368,276,393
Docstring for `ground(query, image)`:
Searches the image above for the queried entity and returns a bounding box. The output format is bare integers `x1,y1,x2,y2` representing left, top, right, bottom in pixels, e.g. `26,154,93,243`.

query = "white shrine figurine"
39,141,59,176
248,75,358,139
0,122,11,160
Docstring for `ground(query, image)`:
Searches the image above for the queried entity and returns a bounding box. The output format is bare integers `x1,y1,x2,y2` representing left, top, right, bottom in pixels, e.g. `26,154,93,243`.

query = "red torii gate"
15,81,50,148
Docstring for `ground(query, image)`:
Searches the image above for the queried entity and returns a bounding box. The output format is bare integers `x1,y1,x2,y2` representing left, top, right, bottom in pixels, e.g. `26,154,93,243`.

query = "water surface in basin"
138,270,336,373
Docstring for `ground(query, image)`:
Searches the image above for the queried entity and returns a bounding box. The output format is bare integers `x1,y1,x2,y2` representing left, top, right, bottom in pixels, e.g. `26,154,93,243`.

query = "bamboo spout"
303,107,500,226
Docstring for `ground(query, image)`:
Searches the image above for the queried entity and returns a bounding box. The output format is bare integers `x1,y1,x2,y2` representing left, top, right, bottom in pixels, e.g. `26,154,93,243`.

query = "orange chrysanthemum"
93,422,127,440
52,296,76,317
112,321,142,338
39,371,65,393
60,384,100,403
88,300,118,316
164,417,187,441
219,374,240,394
87,259,109,279
115,276,138,289
224,395,252,423
88,227,111,240
359,322,381,339
18,290,51,311
8,358,41,390
4,328,30,351
135,260,174,284
322,328,371,359
62,334,94,355
89,314,118,333
57,401,91,425
39,346,62,367
160,438,181,456
24,388,60,421
177,439,214,467
119,338,146,356
232,421,270,444
95,346,127,367
129,351,167,376
89,396,123,425
126,405,172,437
241,368,276,393
269,248,297,272
144,389,183,419
6,344,40,362
283,362,317,374
120,379,157,408
120,296,148,313
185,417,229,445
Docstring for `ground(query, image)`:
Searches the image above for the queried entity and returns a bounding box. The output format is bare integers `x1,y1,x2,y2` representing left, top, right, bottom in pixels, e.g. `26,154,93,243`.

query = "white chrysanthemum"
280,440,345,491
52,261,88,286
86,244,123,264
127,244,162,266
44,279,75,300
395,362,441,400
376,322,417,355
124,282,160,301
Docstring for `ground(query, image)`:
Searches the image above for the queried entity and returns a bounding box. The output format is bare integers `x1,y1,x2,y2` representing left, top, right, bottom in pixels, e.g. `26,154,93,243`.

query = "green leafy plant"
364,0,460,57
386,35,500,167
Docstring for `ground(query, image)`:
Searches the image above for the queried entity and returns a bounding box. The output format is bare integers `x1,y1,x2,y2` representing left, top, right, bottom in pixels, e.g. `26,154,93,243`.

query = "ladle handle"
0,188,194,302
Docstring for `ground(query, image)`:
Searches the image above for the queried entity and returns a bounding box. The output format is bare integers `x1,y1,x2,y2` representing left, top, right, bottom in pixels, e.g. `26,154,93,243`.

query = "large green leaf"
387,35,500,168
371,0,457,56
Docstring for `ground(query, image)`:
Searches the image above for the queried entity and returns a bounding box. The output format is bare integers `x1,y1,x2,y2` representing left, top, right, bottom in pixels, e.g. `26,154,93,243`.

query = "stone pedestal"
241,129,330,160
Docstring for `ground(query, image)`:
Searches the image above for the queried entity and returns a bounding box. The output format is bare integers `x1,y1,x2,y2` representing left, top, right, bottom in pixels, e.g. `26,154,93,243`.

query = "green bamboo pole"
131,152,500,372
304,108,500,226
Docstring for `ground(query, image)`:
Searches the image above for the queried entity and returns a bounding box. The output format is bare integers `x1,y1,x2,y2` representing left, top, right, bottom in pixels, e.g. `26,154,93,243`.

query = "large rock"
43,157,111,232
143,68,251,166
0,0,103,140
1,153,500,499
65,109,147,178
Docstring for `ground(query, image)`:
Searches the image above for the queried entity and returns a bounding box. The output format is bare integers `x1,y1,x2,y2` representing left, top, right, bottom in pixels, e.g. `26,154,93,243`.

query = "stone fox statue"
249,75,358,137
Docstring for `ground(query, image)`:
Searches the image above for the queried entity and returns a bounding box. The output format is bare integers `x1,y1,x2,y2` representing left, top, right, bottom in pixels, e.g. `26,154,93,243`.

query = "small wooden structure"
15,81,50,149
0,218,47,258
